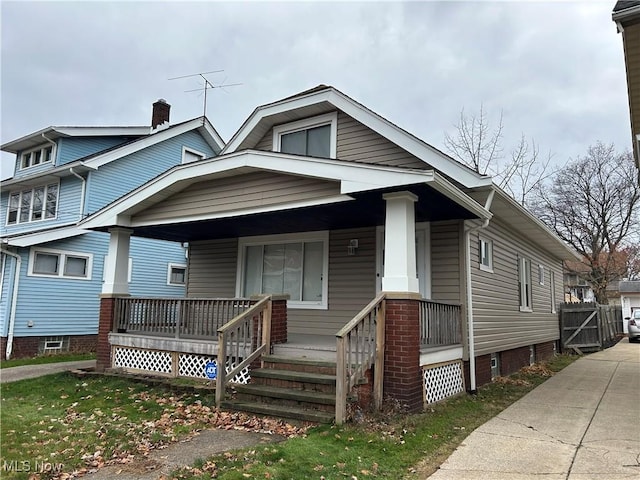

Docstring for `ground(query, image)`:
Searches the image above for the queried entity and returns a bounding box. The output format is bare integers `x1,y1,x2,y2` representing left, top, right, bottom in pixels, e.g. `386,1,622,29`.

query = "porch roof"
79,150,490,242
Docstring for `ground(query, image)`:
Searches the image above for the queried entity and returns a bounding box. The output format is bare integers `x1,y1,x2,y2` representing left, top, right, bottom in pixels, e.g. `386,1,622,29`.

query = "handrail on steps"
335,292,386,425
215,295,272,407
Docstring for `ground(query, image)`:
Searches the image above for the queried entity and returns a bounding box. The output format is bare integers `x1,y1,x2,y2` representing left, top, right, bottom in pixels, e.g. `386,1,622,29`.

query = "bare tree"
444,105,554,207
444,104,503,176
532,142,640,303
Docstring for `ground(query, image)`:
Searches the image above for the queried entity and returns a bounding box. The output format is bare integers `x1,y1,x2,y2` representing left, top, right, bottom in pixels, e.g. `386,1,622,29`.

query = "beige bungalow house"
81,85,578,423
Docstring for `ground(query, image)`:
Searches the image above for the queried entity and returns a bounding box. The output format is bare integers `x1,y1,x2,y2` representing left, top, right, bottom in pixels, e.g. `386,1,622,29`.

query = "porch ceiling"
122,184,478,242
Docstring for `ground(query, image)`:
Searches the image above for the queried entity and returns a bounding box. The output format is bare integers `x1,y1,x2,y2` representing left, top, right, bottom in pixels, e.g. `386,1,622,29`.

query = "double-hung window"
29,248,93,280
238,232,328,309
273,112,337,159
7,183,59,225
20,145,53,170
479,237,493,272
518,256,532,311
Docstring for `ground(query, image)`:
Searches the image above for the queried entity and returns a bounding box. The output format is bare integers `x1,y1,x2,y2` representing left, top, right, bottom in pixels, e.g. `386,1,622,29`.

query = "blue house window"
28,248,93,280
7,183,58,225
20,145,53,170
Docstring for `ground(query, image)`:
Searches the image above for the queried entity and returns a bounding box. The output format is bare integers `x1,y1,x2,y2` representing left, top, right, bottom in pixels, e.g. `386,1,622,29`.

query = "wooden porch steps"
221,355,344,424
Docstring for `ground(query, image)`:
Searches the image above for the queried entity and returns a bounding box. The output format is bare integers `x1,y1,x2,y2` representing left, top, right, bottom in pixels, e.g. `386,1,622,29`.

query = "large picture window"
238,232,328,309
273,112,337,159
29,248,93,280
7,183,58,225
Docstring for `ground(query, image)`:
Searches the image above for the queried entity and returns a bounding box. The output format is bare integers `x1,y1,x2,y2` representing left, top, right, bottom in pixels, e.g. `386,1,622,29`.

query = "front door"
376,222,431,298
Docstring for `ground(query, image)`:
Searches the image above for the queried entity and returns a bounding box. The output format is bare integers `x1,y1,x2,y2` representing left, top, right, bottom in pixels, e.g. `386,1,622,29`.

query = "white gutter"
69,167,87,219
464,188,495,393
1,248,21,360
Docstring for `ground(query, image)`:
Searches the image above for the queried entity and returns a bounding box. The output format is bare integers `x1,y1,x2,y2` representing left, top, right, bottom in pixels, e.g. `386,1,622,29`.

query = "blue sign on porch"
204,361,218,379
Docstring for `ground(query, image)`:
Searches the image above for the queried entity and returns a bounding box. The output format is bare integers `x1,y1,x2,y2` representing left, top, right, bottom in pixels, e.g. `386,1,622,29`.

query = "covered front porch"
98,292,464,423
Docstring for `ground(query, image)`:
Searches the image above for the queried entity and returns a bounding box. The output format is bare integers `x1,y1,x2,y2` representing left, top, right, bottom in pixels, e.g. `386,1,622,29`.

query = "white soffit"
4,225,88,247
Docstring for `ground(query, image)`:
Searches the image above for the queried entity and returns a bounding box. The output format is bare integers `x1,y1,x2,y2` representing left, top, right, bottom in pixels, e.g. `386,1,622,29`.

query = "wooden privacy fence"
559,302,623,353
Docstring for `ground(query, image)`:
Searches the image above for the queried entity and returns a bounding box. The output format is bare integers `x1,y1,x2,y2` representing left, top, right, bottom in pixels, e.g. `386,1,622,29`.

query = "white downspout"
464,188,495,393
1,248,22,360
69,167,86,219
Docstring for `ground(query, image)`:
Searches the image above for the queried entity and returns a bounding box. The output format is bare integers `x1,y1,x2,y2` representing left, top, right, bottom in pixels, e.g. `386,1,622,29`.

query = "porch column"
97,227,132,372
102,227,132,295
382,191,419,293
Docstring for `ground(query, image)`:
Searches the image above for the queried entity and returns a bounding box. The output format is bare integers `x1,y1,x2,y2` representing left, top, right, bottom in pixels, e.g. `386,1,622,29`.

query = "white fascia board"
82,150,491,231
201,118,226,151
83,119,206,169
429,172,491,220
53,126,149,137
80,150,435,229
1,162,97,188
222,87,491,189
3,225,88,247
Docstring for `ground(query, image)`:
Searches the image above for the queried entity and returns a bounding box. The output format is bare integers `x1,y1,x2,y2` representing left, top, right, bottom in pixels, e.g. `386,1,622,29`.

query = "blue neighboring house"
0,100,225,359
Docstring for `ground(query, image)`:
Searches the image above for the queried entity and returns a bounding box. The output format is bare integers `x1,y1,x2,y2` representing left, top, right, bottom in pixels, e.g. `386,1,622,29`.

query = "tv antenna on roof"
168,70,242,118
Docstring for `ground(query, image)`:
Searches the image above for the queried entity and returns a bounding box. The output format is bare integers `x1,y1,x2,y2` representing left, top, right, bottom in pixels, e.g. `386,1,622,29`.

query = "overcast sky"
0,1,629,182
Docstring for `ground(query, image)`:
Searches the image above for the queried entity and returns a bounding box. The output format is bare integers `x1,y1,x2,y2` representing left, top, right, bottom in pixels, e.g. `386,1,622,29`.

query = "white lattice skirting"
423,360,465,404
112,346,250,384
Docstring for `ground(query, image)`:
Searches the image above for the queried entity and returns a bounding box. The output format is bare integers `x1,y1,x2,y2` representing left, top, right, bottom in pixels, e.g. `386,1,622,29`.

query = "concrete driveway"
428,339,640,479
0,360,97,383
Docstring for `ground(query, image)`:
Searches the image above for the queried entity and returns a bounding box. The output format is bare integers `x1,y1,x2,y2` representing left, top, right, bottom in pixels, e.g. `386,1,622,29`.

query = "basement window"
490,353,500,380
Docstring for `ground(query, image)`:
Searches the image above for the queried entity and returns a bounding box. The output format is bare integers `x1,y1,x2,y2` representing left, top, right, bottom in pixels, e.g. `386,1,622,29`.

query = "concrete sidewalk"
428,340,640,479
0,359,96,383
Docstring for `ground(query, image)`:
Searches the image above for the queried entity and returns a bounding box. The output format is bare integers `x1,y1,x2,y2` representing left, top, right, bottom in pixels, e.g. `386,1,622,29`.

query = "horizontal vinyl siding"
0,253,15,336
86,130,215,215
9,232,185,338
134,172,341,223
1,175,83,236
253,110,430,169
187,239,238,298
430,221,462,304
290,227,377,335
12,160,54,179
128,237,187,297
470,218,563,356
336,112,429,169
57,136,129,165
185,228,378,336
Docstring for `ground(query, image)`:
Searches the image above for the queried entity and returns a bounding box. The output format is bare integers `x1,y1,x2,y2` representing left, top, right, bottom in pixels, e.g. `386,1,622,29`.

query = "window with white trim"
238,232,328,309
7,183,59,225
168,263,187,286
479,237,493,272
182,147,206,164
20,145,53,170
273,112,337,159
518,256,532,311
28,248,93,280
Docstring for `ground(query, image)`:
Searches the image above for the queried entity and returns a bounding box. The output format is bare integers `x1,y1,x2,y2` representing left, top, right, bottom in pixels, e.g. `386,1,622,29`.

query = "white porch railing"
335,292,386,425
215,295,272,407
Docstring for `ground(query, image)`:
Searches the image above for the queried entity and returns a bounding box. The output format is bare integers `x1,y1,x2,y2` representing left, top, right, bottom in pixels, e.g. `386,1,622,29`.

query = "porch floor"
272,334,463,364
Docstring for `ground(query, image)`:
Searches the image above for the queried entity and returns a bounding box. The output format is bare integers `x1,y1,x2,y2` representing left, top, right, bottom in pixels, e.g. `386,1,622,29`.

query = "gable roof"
79,149,492,231
613,1,640,22
221,85,492,189
1,117,225,187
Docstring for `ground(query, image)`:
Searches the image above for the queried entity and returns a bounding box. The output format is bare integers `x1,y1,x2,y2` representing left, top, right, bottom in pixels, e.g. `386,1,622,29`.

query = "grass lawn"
0,354,577,480
0,352,96,369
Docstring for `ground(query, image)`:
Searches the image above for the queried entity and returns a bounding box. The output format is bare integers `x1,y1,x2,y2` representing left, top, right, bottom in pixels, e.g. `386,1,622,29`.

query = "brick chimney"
151,99,170,129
